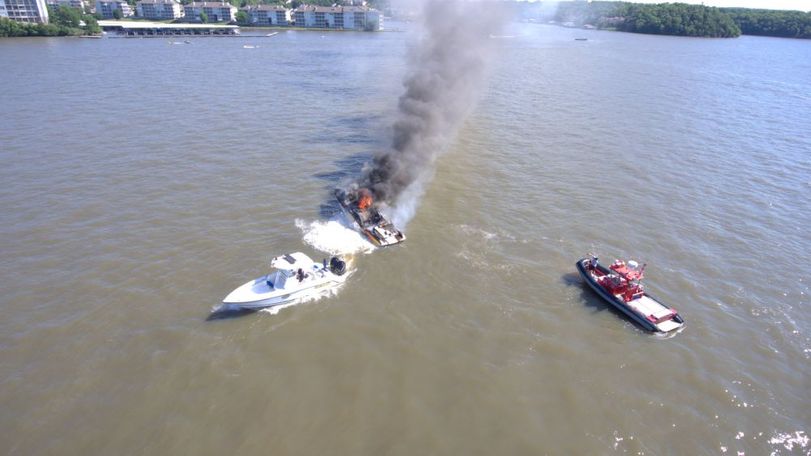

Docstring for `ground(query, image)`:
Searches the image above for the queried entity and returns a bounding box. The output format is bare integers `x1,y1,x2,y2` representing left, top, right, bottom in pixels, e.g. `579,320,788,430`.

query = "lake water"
1,22,809,455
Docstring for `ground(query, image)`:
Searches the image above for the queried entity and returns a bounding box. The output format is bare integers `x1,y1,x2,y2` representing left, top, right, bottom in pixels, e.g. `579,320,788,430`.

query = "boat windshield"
268,270,292,289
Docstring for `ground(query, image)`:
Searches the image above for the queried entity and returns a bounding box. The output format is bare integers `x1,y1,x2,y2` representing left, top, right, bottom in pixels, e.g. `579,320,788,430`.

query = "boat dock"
98,20,239,37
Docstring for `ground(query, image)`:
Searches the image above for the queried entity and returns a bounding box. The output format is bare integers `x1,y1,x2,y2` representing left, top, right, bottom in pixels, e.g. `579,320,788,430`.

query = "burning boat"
576,255,685,333
334,188,406,247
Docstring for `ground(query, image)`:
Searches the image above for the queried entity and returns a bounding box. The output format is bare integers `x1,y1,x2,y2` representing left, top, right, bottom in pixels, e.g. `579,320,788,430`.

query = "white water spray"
296,217,376,256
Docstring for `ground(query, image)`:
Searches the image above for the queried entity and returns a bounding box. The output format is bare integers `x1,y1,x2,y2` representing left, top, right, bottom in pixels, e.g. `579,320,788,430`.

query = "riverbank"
548,1,810,39
0,17,88,37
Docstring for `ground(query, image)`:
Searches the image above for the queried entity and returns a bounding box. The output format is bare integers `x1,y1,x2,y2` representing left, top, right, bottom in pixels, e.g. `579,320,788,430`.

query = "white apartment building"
293,5,382,31
184,2,236,23
241,4,288,26
292,5,314,27
136,0,182,20
343,5,382,31
0,0,50,23
96,0,133,18
46,0,85,12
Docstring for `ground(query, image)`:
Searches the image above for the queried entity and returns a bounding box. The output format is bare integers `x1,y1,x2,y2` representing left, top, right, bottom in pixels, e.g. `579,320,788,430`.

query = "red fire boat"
576,255,684,333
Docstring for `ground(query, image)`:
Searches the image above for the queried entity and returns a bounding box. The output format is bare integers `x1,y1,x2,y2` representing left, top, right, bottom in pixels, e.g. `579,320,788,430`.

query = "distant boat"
266,32,278,37
575,37,588,41
243,44,258,49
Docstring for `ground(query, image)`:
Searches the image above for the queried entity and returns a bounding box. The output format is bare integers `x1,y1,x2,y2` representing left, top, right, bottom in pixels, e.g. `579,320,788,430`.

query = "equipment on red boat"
576,255,685,333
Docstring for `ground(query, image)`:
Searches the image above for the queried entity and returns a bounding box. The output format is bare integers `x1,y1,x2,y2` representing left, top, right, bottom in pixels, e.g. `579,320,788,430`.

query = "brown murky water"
1,24,809,455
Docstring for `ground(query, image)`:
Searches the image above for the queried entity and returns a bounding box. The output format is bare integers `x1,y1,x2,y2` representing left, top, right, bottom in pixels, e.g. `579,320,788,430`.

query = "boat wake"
296,216,376,256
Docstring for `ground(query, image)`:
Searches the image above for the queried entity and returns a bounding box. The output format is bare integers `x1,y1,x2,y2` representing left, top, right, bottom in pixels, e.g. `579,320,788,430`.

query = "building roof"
242,4,285,11
294,5,376,13
342,6,371,12
312,6,341,13
137,0,180,4
187,2,235,8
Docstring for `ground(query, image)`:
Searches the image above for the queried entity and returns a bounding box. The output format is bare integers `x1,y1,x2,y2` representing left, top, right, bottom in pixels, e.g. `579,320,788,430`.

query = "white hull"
222,252,348,310
223,276,338,309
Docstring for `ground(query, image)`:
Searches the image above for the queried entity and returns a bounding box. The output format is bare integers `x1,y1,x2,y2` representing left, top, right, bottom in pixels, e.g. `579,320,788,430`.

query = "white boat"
222,252,348,310
266,32,278,37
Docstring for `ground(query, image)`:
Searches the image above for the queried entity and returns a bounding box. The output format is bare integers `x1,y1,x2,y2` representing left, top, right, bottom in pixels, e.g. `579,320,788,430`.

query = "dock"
98,20,239,37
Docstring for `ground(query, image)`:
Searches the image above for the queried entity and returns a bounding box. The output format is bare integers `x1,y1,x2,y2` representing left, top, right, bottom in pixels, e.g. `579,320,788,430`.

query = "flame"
358,189,372,210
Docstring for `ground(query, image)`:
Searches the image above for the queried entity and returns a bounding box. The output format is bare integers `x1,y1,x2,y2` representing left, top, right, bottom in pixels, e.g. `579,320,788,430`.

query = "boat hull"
223,276,337,310
576,259,684,333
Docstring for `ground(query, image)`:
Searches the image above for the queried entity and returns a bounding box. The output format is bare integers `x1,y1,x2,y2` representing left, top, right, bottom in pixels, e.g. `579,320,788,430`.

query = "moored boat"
576,255,684,333
222,252,348,310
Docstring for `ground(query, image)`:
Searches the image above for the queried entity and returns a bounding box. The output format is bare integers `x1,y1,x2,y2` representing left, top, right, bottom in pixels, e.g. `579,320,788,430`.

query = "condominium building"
241,4,288,26
184,2,236,23
343,5,382,31
96,0,133,18
292,5,314,27
136,0,182,20
293,5,382,31
46,0,86,12
0,0,50,23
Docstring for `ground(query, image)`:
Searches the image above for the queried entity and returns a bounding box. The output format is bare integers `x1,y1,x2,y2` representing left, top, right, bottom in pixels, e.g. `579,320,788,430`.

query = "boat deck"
626,295,681,332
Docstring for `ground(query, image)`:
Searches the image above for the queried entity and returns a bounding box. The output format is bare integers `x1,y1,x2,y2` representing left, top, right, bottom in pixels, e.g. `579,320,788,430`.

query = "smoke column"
355,0,508,226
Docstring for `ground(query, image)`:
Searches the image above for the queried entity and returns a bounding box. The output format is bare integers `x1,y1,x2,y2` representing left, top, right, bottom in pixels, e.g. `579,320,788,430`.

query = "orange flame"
357,189,373,210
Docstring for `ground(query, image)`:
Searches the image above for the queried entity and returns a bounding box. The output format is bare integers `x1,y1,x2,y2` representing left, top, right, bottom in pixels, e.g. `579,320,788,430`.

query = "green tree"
616,3,740,38
112,7,123,19
83,15,101,34
236,10,249,25
724,8,811,38
199,11,208,23
3,8,92,36
50,5,83,28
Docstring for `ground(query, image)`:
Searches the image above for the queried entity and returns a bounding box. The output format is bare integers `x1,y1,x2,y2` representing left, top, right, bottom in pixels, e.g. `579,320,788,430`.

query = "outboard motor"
329,256,346,276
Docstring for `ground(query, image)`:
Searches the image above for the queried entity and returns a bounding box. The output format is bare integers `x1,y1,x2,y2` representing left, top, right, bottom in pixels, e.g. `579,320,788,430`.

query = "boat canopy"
271,252,314,271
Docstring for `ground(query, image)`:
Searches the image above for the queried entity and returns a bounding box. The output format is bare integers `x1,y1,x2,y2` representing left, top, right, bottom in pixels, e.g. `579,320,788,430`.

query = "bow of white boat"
222,276,276,305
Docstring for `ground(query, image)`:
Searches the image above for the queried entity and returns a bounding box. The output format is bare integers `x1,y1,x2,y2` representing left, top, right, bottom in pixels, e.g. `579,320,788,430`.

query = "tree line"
613,3,741,38
553,1,810,39
0,6,99,37
722,8,811,39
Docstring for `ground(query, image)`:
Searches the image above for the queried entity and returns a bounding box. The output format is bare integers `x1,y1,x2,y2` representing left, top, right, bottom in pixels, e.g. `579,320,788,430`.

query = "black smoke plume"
351,0,508,225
